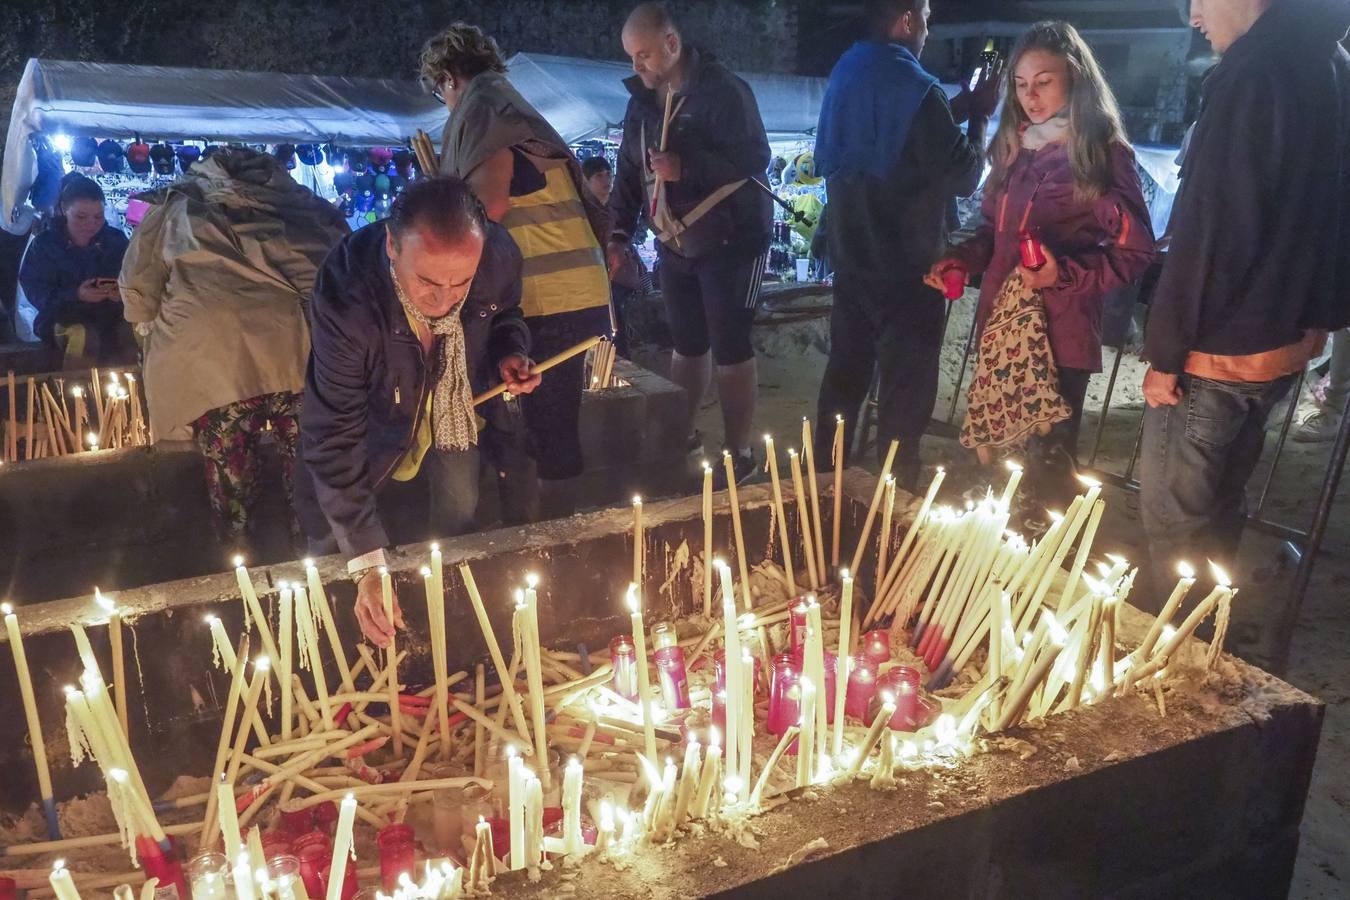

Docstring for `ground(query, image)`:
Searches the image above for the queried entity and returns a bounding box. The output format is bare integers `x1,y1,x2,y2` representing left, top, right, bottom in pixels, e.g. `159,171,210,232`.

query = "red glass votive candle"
845,654,878,720
789,598,811,660
313,800,339,835
767,653,801,736
279,802,315,837
487,817,510,863
862,629,892,667
714,650,764,698
0,877,15,900
652,624,691,709
137,836,189,900
878,666,923,731
377,823,417,891
1019,231,1047,271
610,635,639,701
261,830,296,862
296,840,331,900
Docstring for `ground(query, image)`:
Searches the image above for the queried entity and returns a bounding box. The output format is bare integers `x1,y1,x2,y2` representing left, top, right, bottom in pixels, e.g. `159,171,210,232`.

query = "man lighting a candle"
294,177,540,645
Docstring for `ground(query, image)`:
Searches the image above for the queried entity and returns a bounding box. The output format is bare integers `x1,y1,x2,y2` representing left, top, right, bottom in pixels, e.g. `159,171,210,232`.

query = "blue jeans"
1138,373,1295,614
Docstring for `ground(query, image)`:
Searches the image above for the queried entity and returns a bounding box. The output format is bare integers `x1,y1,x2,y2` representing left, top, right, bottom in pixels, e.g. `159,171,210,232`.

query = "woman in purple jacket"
928,21,1153,510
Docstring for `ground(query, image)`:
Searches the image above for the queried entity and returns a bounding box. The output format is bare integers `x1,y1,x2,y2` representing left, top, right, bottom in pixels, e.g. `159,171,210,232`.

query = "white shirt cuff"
347,548,390,576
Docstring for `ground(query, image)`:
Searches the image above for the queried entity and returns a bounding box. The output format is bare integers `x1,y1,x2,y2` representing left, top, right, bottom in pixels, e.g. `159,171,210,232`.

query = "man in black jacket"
610,2,772,484
1139,0,1350,611
294,178,538,644
812,0,996,490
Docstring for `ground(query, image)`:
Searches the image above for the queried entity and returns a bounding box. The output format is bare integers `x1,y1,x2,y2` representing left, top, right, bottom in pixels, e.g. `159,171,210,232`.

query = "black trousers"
815,272,946,491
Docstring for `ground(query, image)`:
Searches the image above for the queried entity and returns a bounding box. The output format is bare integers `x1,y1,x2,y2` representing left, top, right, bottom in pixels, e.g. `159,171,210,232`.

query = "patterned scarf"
389,264,478,452
1020,111,1071,151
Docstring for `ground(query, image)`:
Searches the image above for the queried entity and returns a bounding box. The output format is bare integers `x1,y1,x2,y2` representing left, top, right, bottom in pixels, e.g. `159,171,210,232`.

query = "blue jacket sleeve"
19,236,80,321
301,261,389,559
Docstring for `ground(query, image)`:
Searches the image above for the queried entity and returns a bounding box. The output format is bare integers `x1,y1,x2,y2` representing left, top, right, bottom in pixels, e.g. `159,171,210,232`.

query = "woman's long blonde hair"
989,21,1129,200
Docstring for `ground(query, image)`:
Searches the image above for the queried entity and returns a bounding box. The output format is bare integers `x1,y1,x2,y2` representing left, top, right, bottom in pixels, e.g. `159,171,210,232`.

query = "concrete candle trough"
0,472,1323,898
0,359,688,604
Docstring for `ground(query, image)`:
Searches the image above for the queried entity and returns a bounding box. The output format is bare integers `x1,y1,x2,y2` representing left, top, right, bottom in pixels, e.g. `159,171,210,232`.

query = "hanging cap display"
149,143,176,175
325,144,348,171
96,139,126,174
28,135,62,211
368,147,394,167
71,137,99,168
127,140,153,174
391,149,413,179
273,144,298,170
176,145,202,173
297,144,324,167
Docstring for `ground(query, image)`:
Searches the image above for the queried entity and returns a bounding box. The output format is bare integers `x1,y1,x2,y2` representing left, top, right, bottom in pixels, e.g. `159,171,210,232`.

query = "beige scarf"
390,264,477,452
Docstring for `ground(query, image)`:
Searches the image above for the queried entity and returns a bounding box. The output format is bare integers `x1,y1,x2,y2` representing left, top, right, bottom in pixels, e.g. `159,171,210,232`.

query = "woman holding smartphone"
20,173,136,367
927,21,1153,511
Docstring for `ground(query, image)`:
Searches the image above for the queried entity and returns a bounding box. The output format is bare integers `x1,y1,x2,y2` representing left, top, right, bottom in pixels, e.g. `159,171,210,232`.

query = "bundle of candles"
2,368,148,462
585,339,620,391
3,421,1240,898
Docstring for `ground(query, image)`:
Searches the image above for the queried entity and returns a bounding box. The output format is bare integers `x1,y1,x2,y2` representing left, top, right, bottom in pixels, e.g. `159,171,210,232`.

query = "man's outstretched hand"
354,569,403,647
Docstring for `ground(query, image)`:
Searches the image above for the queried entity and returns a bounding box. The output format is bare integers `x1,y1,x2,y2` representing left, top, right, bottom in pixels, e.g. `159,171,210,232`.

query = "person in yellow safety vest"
424,23,613,520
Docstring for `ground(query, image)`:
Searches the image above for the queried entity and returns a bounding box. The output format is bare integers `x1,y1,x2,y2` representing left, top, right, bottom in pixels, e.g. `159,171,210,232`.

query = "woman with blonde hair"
928,20,1154,511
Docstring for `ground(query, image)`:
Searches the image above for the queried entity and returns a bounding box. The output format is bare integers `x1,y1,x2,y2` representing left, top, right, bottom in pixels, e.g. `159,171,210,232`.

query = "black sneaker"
713,448,758,490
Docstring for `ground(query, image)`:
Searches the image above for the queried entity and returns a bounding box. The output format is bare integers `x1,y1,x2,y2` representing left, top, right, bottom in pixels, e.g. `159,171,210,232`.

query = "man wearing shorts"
609,1,772,485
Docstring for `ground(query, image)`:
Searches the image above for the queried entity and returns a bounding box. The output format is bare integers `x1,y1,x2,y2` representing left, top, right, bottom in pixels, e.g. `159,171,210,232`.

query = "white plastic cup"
795,258,810,282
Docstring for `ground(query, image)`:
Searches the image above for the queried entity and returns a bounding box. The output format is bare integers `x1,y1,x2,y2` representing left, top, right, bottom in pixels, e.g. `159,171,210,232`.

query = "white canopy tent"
3,53,827,233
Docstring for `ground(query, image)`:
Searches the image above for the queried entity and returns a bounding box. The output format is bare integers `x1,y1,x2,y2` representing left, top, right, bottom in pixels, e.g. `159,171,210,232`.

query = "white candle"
803,598,828,766
305,560,355,693
233,850,257,900
737,648,754,801
49,860,82,900
717,562,741,787
632,496,644,590
325,793,357,900
508,748,525,870
424,559,450,759
278,584,294,741
832,415,844,568
95,590,128,738
3,603,58,836
380,568,402,755
795,675,816,788
233,557,281,672
292,585,334,731
521,577,550,789
702,464,714,618
832,572,855,759
562,756,585,856
672,738,701,827
1137,561,1197,661
217,773,244,861
847,696,897,778
999,460,1023,510
764,435,798,595
692,730,722,820
523,771,544,875
626,584,659,767
651,757,678,842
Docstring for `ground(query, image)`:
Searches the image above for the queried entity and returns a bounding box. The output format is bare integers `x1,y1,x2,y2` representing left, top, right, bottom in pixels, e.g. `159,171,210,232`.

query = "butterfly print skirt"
960,271,1073,453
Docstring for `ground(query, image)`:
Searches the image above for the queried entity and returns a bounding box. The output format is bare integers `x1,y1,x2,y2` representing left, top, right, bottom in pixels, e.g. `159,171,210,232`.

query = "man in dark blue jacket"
610,2,772,485
294,177,537,644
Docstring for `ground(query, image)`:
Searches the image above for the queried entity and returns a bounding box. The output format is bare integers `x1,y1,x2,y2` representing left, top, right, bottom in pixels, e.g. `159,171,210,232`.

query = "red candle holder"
313,800,339,835
862,629,892,668
822,653,838,725
711,688,727,732
941,265,967,300
652,624,691,709
137,835,189,900
261,831,296,863
279,802,315,837
296,840,331,900
377,823,417,891
845,654,878,720
610,635,639,701
1019,231,1047,271
878,666,923,731
767,653,801,736
487,817,510,863
0,877,15,900
714,650,764,699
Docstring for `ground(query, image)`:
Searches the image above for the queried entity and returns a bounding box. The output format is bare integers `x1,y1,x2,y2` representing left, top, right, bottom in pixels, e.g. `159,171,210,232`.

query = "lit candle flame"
708,725,721,749
632,495,642,506
254,656,271,672
525,573,539,589
86,433,98,449
1043,611,1068,646
625,583,640,615
420,566,431,578
303,558,315,569
233,555,245,568
840,568,852,580
95,588,115,614
702,460,712,473
880,690,896,709
1208,560,1232,588
1076,474,1102,489
1005,460,1023,472
1,602,12,616
1177,560,1196,579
